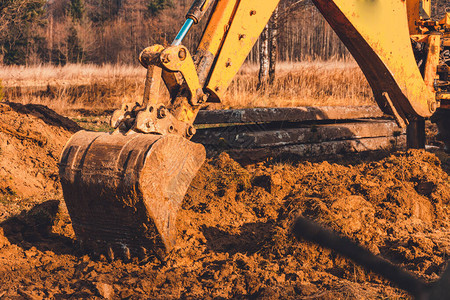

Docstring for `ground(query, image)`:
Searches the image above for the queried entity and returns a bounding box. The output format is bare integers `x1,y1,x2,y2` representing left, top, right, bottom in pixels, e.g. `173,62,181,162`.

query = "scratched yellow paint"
318,0,435,117
206,0,280,99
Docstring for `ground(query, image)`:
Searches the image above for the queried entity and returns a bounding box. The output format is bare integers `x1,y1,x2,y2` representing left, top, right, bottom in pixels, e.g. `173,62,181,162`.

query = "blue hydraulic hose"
172,18,195,46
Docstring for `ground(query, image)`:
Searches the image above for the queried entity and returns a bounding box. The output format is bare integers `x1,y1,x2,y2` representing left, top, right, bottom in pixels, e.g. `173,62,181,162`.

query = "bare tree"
269,6,279,85
258,23,270,90
258,6,279,90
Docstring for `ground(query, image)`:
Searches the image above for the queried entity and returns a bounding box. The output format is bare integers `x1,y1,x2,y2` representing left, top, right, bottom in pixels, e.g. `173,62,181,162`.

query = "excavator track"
193,106,407,163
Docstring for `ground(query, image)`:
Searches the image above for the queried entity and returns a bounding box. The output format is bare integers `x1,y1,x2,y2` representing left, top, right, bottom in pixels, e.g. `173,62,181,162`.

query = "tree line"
1,0,444,66
0,0,358,66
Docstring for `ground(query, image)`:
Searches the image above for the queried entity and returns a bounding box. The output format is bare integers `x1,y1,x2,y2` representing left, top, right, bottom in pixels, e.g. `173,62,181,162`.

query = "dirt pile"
0,148,449,299
0,102,80,217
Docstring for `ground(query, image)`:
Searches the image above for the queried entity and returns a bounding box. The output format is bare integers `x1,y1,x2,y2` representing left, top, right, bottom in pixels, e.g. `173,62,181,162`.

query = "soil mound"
0,102,80,201
0,149,448,299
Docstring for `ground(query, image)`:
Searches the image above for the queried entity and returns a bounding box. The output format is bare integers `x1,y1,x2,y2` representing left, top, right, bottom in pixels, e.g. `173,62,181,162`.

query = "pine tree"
67,26,84,63
0,0,46,65
69,0,85,22
86,0,123,23
147,0,173,16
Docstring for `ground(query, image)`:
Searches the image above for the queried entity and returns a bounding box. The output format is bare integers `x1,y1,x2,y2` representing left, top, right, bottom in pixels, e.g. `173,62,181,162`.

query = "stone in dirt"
94,282,114,299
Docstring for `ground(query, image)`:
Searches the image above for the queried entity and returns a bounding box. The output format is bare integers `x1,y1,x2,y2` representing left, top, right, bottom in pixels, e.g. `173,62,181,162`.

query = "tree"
69,0,85,22
86,0,123,23
147,0,173,16
258,24,270,90
258,6,278,90
0,0,47,65
67,26,84,63
268,7,278,85
67,0,85,63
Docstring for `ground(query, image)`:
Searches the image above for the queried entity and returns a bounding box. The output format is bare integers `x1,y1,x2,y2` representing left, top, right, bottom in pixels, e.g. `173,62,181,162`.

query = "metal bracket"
110,44,203,138
159,45,206,105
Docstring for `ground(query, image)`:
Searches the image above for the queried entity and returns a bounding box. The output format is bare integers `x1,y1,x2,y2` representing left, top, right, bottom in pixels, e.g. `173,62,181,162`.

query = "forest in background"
1,0,446,66
0,0,362,66
0,1,447,113
1,0,447,66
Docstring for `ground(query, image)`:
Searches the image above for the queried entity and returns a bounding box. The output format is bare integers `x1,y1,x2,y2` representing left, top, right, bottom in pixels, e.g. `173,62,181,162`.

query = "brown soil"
0,105,449,299
0,102,81,218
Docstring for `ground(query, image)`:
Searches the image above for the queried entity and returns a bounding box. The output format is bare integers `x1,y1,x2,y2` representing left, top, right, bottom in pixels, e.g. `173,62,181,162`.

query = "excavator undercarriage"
59,0,450,259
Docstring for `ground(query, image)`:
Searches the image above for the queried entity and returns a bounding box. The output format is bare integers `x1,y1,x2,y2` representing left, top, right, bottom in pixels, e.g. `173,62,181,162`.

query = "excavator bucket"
59,130,205,259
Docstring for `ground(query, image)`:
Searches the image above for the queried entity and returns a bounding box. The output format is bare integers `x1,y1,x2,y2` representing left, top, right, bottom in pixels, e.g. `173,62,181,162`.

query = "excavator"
59,0,450,260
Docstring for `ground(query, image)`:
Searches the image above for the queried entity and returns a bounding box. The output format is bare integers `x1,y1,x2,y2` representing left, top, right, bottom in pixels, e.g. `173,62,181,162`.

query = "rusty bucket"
59,131,205,259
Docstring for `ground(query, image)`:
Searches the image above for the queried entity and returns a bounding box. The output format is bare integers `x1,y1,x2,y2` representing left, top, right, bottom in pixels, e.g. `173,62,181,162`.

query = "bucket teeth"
139,247,148,261
107,246,115,261
59,131,205,259
122,245,131,262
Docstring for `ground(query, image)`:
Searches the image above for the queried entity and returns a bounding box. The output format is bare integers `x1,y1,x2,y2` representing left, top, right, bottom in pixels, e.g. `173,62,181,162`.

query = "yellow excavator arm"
108,0,449,139
59,0,450,259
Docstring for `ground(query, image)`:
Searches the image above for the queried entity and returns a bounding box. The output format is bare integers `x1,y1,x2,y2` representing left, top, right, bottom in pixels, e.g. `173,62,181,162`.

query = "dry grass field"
0,60,374,115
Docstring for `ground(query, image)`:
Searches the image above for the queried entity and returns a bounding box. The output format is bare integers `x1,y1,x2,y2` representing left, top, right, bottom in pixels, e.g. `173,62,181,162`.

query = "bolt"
429,101,437,113
239,34,246,40
187,126,196,136
178,48,187,61
225,59,232,67
215,86,220,92
250,10,256,16
168,125,174,133
158,107,166,119
161,53,171,64
107,246,114,261
122,245,131,261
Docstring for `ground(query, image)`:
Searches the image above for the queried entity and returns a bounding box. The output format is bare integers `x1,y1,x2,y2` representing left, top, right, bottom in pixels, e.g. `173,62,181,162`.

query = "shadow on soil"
0,200,78,256
265,150,396,167
5,102,81,133
201,222,274,255
70,108,114,117
208,145,402,169
438,151,450,177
